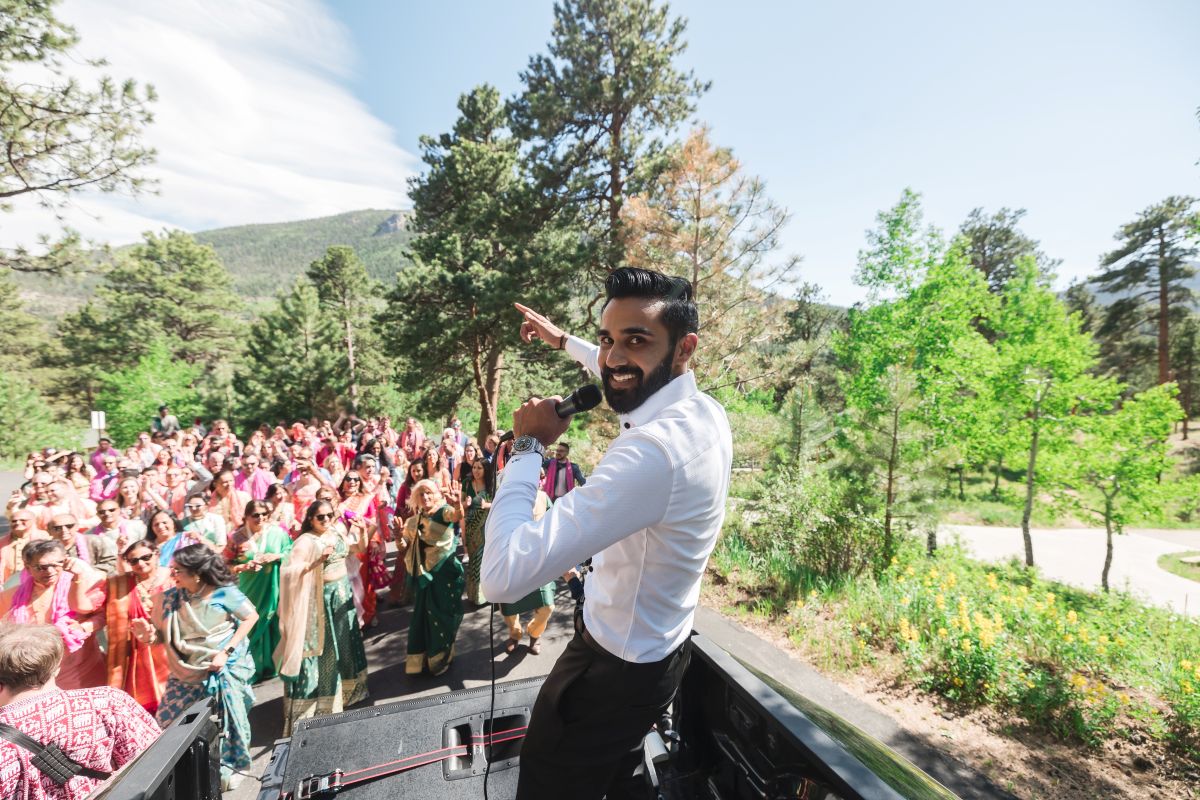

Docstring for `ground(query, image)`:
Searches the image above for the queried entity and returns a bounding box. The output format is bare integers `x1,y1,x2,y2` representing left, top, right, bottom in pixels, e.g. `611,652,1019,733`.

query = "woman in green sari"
399,479,465,676
135,544,259,791
225,499,292,683
275,499,370,736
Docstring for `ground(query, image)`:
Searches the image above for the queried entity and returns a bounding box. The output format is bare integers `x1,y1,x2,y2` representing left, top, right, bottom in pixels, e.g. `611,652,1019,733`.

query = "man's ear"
674,332,699,369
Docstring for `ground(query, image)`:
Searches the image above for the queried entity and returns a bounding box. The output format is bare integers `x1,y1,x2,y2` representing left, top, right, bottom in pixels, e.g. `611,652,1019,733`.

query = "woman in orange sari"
106,538,171,714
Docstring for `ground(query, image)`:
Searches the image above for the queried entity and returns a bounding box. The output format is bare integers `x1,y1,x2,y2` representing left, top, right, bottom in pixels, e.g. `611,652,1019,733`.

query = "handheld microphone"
498,384,603,443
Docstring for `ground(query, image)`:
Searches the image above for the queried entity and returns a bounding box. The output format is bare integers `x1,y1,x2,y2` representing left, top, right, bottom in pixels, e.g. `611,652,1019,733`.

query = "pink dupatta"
7,570,87,652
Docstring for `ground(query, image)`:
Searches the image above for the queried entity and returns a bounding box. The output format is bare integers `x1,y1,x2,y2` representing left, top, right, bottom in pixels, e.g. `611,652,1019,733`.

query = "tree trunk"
1156,228,1170,385
1021,419,1039,568
957,466,965,501
343,315,359,409
926,527,937,555
1101,496,1115,593
883,404,900,561
607,110,626,271
991,455,1003,497
476,347,503,443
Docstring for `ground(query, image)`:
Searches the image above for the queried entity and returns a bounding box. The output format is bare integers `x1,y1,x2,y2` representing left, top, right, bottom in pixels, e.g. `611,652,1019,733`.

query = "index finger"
513,302,546,322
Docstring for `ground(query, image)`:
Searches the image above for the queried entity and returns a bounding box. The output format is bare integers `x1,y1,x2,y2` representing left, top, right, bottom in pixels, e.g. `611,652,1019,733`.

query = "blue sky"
5,1,1197,307
333,0,1200,305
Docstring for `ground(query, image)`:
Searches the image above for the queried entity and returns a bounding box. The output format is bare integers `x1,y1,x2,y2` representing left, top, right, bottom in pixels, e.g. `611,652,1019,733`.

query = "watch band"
511,435,546,459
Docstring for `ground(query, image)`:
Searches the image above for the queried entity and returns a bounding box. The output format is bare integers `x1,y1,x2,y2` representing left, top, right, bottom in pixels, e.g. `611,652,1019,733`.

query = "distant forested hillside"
13,209,413,314
195,209,412,298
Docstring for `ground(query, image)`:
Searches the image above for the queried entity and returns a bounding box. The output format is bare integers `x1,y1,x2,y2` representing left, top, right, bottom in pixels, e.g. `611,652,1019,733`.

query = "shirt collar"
618,371,697,432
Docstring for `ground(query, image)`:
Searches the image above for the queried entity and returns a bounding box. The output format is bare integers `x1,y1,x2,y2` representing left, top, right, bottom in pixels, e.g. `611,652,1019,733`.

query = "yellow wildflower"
1063,634,1075,644
1066,609,1077,625
960,638,972,653
935,593,946,610
1181,659,1194,671
937,627,948,638
985,573,999,590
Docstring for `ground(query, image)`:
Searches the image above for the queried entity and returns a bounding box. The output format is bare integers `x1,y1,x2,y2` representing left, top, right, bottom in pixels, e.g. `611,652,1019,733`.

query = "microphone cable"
483,599,496,799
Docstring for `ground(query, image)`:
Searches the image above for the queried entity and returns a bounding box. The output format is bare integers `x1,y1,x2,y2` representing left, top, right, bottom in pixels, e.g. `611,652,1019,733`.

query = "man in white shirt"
482,267,732,800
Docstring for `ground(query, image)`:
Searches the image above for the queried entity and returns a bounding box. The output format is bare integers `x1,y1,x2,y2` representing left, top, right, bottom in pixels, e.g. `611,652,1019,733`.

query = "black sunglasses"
125,553,155,564
313,513,334,522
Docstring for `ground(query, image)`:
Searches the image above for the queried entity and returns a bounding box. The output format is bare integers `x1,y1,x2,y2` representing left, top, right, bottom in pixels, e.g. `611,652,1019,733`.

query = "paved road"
941,524,1200,617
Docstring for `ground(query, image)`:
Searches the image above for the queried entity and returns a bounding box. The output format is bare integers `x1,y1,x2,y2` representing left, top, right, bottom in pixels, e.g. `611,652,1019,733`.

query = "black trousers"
516,617,689,800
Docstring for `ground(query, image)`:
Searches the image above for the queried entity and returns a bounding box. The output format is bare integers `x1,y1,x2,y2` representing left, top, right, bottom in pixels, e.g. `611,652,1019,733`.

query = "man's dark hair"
556,442,570,453
602,267,698,345
22,539,65,565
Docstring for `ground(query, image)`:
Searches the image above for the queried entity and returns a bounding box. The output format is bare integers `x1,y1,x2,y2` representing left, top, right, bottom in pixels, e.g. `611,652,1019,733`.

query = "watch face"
513,435,535,452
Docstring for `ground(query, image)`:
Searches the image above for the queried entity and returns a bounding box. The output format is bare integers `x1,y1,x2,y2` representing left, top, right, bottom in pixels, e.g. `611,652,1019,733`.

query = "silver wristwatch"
511,435,546,459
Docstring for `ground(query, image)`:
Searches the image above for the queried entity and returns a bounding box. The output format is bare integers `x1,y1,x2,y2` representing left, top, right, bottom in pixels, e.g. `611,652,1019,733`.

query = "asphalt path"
0,472,1015,799
941,524,1200,617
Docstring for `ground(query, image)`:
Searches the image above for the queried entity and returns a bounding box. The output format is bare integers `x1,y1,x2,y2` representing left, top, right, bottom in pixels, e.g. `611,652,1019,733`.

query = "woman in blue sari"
133,544,259,791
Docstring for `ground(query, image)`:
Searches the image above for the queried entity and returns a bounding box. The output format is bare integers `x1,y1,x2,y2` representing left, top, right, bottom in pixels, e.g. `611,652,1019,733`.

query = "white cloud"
0,0,415,249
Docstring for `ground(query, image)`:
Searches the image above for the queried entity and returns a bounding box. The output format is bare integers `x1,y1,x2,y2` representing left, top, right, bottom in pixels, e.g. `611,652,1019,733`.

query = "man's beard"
602,348,675,414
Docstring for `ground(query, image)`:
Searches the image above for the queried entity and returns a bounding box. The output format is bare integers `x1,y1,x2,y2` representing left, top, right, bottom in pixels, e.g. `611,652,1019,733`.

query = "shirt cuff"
564,335,593,365
505,451,543,482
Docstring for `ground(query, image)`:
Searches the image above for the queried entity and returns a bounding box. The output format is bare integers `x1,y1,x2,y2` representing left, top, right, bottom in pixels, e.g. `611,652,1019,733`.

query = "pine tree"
306,246,377,410
58,230,244,404
1092,196,1198,386
957,207,1056,293
1172,313,1199,438
379,85,576,440
234,278,341,425
0,0,156,274
622,126,804,387
510,0,708,274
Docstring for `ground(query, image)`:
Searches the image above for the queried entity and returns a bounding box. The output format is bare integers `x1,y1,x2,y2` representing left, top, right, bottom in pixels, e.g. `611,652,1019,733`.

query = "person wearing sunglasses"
224,500,292,683
105,538,171,714
180,496,227,554
133,544,258,791
89,501,145,576
2,539,107,690
276,500,369,736
337,470,380,629
47,513,116,577
0,509,46,586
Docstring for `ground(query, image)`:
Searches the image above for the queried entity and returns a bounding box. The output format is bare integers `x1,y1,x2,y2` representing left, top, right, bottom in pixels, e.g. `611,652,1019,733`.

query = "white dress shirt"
482,336,732,663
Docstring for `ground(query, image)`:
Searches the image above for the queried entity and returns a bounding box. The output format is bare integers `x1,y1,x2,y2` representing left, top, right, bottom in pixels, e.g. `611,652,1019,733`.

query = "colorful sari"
275,530,369,737
338,494,378,626
106,570,171,713
154,585,256,783
402,506,464,676
225,523,293,683
463,483,491,606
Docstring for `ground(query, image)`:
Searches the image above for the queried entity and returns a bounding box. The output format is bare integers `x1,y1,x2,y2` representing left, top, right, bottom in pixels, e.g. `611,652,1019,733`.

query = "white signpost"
84,410,107,448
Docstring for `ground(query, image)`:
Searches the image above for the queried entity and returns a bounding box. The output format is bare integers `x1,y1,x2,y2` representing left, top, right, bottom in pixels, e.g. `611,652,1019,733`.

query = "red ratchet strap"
294,725,527,799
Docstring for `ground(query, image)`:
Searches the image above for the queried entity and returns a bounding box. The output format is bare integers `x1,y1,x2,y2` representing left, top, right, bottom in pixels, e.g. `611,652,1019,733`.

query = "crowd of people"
0,407,589,795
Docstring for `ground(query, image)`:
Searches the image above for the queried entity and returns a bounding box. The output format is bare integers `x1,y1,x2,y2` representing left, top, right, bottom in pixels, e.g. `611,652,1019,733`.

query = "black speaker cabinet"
257,676,546,800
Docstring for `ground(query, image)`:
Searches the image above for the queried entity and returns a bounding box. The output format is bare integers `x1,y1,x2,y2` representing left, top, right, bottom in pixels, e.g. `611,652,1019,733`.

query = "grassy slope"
14,209,415,313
